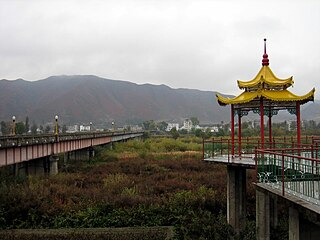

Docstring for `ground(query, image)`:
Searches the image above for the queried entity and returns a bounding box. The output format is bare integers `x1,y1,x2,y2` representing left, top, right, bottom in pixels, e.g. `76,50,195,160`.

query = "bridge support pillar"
256,188,270,240
289,207,299,240
227,165,246,234
49,155,59,175
88,147,95,159
270,195,278,229
12,163,19,176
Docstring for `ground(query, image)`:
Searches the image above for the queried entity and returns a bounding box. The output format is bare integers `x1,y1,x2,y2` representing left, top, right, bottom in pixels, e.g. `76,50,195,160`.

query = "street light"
55,115,59,135
90,122,92,132
112,121,115,132
12,116,16,136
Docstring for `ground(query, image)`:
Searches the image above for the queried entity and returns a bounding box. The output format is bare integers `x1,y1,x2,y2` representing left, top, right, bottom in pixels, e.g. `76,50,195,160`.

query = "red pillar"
268,107,272,148
260,98,264,149
296,102,301,147
231,105,235,156
238,113,242,156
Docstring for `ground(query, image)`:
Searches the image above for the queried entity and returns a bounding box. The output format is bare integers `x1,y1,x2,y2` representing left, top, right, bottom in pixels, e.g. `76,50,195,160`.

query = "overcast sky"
0,0,319,98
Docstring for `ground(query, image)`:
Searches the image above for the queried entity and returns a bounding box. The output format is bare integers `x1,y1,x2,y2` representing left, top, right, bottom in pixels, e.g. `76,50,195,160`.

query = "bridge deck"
204,155,255,168
0,131,143,167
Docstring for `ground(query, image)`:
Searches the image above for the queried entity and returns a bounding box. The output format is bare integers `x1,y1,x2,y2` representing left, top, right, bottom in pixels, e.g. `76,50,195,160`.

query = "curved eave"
216,92,257,106
262,88,315,105
237,66,294,89
216,88,315,106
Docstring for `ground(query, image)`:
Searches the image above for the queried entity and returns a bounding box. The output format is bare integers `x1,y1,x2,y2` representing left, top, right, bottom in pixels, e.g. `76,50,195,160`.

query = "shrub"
103,174,133,194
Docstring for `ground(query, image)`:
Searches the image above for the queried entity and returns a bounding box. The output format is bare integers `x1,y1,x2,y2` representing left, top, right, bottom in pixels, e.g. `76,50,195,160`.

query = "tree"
179,129,188,135
204,128,212,139
157,121,168,131
190,117,200,126
170,128,180,139
25,116,30,134
195,128,204,138
44,125,51,133
0,121,10,135
142,120,156,131
62,124,67,133
31,122,38,134
16,122,26,135
39,125,44,133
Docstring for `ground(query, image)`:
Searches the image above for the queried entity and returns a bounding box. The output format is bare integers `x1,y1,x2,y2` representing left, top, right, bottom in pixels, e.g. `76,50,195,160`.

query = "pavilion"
216,39,315,156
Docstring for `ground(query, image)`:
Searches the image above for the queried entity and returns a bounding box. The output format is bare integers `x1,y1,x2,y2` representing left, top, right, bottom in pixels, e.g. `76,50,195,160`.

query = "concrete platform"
204,155,255,169
256,183,320,215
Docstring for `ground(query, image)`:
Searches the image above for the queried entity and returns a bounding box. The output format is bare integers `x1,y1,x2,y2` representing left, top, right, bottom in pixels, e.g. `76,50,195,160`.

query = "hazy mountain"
0,75,230,126
300,100,320,122
0,75,318,126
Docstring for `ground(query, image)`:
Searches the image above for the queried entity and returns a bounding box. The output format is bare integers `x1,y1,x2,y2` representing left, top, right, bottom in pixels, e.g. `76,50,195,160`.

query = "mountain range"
0,75,319,126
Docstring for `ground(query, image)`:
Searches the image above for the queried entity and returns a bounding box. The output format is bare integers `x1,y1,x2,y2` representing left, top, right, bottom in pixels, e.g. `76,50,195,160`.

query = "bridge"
203,136,320,240
0,131,144,175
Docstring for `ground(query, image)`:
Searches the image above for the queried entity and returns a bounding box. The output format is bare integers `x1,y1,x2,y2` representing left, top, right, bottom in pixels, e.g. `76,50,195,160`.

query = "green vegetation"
0,137,288,239
0,227,174,240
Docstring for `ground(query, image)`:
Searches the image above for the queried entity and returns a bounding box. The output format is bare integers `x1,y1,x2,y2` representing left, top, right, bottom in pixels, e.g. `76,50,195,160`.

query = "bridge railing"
255,147,320,205
0,131,144,148
203,135,319,161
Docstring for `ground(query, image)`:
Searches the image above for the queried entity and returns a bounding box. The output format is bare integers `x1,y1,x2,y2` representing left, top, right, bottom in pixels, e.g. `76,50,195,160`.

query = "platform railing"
255,147,320,205
203,136,320,162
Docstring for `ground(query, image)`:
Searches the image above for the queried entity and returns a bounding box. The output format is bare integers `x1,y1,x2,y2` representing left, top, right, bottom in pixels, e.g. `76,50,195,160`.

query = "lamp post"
112,121,115,132
90,122,92,132
55,115,59,135
12,116,16,136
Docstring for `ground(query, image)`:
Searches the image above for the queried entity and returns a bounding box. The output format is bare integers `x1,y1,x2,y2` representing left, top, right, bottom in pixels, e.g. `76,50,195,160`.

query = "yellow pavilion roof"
237,65,293,90
216,88,315,106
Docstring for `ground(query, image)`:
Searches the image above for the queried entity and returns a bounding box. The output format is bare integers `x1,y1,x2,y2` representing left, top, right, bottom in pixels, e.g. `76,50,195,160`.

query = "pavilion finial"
262,38,269,66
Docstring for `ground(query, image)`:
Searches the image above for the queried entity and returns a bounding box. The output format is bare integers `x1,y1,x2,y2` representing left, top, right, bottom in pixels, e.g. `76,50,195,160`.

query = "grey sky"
0,0,319,98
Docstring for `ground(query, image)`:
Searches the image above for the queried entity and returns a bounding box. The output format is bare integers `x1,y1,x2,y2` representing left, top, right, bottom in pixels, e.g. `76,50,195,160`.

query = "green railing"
255,147,320,205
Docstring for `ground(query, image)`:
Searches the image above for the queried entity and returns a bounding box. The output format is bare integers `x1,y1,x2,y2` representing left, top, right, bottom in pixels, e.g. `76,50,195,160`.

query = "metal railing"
203,136,320,161
255,147,320,205
203,135,320,205
0,131,144,148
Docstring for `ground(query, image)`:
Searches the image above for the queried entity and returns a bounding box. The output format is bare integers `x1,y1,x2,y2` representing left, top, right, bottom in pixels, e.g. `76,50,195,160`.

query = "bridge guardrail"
0,131,144,148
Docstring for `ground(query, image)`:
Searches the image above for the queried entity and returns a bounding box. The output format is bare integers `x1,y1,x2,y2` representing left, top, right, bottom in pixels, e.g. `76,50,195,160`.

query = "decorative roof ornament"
262,38,269,66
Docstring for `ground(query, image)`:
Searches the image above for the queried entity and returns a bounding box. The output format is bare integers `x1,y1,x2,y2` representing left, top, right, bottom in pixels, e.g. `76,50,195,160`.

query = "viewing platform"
203,136,320,239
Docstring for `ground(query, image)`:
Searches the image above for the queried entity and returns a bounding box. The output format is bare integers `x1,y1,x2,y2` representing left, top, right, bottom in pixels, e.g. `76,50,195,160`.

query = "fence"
203,135,320,161
255,147,320,205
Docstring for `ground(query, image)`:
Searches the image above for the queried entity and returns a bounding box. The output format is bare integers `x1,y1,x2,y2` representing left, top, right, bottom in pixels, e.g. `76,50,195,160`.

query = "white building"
180,119,193,132
67,124,79,133
210,126,219,133
80,125,91,132
166,123,179,131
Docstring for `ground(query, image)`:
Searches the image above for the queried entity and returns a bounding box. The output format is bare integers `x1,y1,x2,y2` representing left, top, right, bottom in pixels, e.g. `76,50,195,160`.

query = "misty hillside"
0,75,230,125
0,75,318,126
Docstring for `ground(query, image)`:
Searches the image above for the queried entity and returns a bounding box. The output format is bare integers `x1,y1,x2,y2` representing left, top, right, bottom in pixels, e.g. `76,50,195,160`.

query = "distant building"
67,124,79,133
180,119,193,132
80,125,91,132
131,125,143,131
210,126,219,133
166,123,179,131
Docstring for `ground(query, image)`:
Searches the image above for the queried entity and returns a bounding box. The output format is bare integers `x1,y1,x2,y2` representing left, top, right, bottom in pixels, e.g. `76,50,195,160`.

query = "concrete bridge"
0,131,144,175
204,136,320,240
